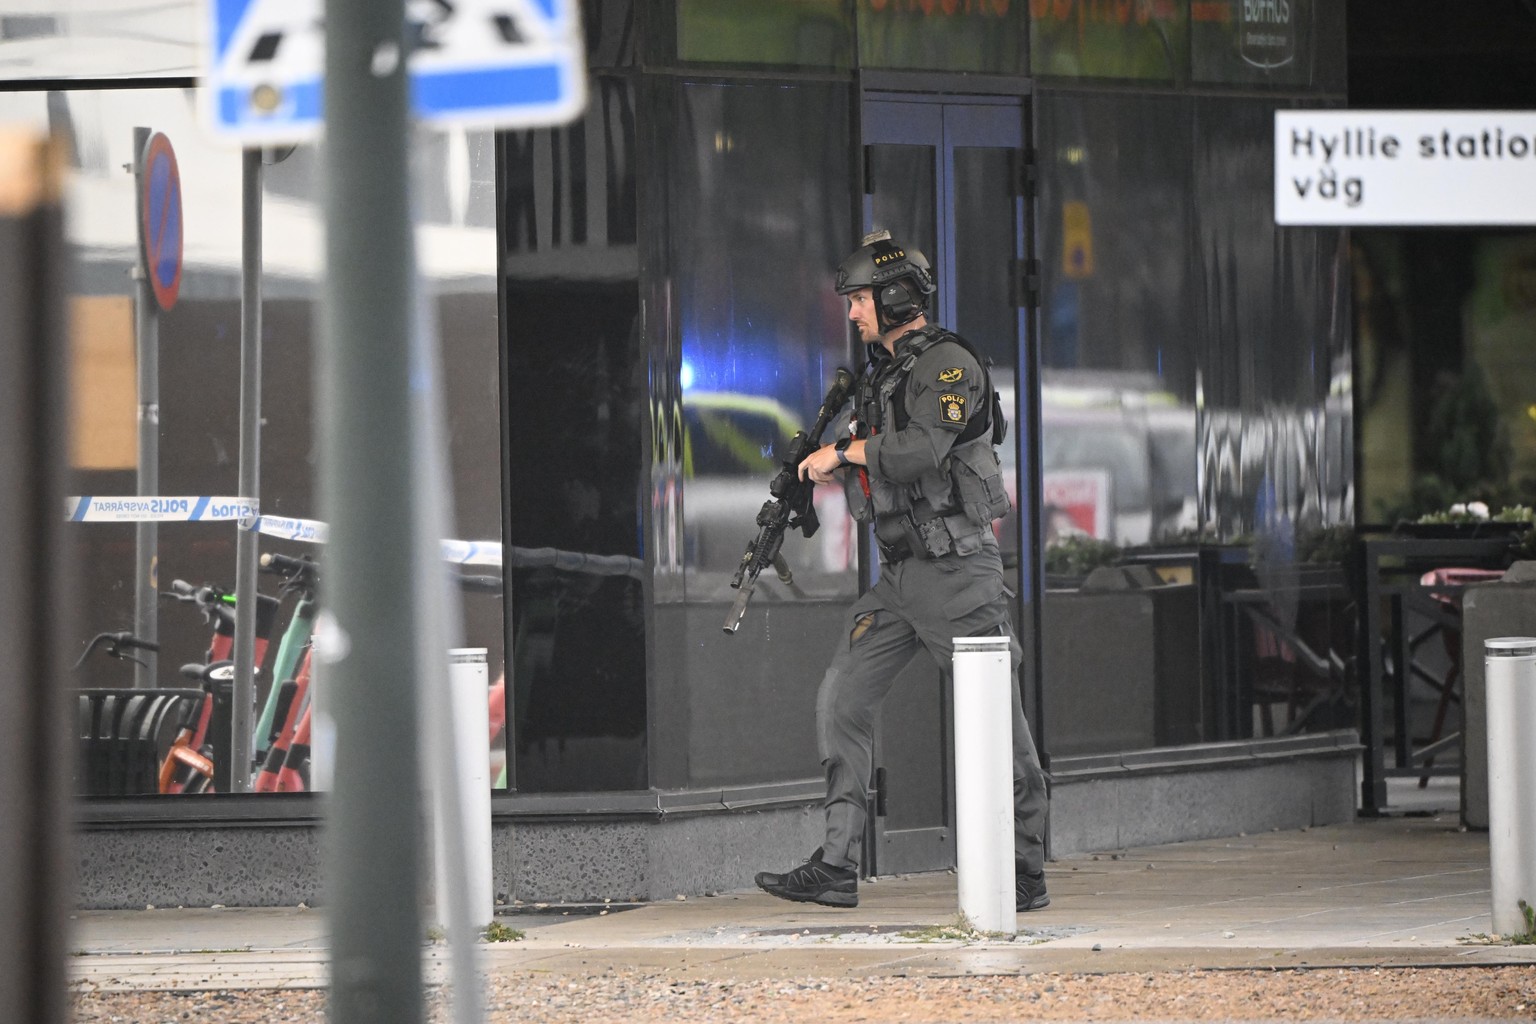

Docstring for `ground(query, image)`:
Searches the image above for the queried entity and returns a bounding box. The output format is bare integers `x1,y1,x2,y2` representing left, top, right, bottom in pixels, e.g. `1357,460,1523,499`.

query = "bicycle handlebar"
256,554,495,596
259,552,319,593
73,631,161,671
162,579,236,629
106,632,160,652
259,552,310,574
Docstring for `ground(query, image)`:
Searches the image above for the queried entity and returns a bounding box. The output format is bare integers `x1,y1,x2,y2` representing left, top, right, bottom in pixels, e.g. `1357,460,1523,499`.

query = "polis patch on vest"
939,392,967,424
937,367,965,384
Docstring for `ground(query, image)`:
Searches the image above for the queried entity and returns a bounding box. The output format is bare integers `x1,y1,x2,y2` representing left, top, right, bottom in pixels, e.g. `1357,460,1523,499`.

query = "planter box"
1041,581,1200,757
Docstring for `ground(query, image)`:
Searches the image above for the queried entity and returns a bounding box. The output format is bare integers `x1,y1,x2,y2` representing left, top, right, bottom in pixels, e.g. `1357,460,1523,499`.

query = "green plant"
899,915,985,943
1416,499,1495,525
1295,524,1355,565
482,921,524,943
1512,899,1536,945
899,913,1019,943
1044,535,1122,578
1408,500,1536,559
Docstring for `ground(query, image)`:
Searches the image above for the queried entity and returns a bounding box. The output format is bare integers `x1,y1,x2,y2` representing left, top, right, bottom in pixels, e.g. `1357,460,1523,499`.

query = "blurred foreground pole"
0,132,74,1024
229,148,263,793
319,2,424,1022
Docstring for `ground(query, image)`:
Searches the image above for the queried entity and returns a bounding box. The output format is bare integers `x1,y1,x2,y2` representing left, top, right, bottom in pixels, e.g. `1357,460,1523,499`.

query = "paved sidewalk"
68,812,1536,994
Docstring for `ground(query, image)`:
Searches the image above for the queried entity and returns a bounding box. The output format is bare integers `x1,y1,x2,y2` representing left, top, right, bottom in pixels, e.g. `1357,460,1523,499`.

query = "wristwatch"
834,436,853,466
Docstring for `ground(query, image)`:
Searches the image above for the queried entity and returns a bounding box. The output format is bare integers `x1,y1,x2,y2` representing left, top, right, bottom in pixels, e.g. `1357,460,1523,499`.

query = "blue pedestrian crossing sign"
203,0,586,144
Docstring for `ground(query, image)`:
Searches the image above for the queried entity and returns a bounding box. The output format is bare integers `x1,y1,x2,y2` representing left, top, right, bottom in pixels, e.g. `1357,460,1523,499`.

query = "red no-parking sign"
138,132,183,311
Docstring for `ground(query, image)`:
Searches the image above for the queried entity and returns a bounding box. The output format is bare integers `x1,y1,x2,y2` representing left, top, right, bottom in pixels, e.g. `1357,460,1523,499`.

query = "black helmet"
835,230,935,330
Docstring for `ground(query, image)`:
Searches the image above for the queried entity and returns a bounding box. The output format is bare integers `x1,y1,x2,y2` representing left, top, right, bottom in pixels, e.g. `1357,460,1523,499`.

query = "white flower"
1469,501,1490,519
1450,503,1468,516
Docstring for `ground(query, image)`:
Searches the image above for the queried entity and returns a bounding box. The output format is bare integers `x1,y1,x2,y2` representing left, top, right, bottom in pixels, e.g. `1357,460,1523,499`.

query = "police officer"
754,231,1050,912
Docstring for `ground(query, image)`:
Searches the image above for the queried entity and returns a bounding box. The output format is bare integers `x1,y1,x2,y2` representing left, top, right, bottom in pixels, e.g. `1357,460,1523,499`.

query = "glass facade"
1034,89,1351,754
1030,0,1190,82
858,0,1025,74
673,0,854,67
0,84,504,796
8,0,1359,813
500,72,648,792
649,76,859,788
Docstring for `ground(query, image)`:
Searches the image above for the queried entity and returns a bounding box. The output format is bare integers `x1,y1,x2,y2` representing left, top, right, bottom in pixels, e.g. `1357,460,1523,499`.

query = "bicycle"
252,553,320,768
249,557,509,793
156,580,279,794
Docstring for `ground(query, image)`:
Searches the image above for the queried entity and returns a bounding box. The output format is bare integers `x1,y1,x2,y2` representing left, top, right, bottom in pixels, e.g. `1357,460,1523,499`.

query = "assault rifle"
723,367,855,634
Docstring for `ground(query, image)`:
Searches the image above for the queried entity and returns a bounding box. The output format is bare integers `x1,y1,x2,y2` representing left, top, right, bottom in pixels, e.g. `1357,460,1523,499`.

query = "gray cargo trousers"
816,541,1048,875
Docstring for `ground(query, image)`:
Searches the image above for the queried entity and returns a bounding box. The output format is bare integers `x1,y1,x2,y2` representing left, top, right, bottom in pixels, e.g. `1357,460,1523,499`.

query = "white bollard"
435,647,493,929
1485,637,1536,937
952,635,1016,936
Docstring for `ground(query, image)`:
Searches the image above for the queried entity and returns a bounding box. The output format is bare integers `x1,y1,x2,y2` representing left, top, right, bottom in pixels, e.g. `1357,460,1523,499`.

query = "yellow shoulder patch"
939,392,967,425
937,367,965,384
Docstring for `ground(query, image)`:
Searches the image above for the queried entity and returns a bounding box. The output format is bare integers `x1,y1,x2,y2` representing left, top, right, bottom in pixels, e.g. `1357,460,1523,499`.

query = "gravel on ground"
70,964,1536,1022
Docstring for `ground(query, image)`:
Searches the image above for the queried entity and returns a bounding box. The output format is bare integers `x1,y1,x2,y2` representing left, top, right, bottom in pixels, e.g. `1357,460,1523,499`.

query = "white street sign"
1275,110,1536,226
204,0,586,144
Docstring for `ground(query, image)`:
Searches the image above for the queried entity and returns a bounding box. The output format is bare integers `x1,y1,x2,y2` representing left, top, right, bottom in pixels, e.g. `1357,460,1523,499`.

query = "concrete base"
74,802,827,911
76,825,325,910
1047,732,1360,857
497,805,827,904
74,734,1360,909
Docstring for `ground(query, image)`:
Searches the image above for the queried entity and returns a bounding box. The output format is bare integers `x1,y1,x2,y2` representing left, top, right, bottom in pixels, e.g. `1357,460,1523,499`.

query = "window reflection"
669,79,858,600
0,86,505,797
857,0,1023,74
648,77,856,791
674,0,853,68
499,74,647,791
1035,90,1352,757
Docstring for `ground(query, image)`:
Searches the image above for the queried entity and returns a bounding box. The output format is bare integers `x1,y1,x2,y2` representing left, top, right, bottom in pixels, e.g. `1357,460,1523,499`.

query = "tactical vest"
852,327,1013,550
867,326,1008,447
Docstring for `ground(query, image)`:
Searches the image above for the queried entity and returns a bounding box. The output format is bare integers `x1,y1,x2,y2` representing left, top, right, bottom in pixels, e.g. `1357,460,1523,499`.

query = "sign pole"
229,147,264,793
131,126,158,689
320,2,424,1022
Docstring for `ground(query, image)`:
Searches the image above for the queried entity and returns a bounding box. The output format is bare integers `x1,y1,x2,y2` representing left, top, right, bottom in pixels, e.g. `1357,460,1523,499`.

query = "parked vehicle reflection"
680,390,855,596
994,370,1199,551
680,369,1203,591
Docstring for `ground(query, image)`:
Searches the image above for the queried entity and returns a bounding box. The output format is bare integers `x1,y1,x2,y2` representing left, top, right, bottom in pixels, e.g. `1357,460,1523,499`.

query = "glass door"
861,94,1034,877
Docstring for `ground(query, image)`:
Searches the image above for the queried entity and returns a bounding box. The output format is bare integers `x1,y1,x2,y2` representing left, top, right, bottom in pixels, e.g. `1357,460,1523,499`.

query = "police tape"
65,498,553,571
66,496,259,523
248,515,503,567
247,514,328,544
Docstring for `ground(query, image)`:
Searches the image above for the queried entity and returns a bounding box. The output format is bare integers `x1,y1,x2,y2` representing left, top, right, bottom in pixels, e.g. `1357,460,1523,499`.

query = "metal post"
0,130,74,1024
229,148,264,793
1484,637,1536,937
952,635,1016,936
320,1,423,1022
131,125,159,689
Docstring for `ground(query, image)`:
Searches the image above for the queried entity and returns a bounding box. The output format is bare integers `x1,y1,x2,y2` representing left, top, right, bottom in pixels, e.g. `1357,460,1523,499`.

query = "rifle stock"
723,367,855,634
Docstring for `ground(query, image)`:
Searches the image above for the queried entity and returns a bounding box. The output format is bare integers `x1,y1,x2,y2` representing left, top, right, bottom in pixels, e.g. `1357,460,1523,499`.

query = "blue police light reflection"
679,336,787,400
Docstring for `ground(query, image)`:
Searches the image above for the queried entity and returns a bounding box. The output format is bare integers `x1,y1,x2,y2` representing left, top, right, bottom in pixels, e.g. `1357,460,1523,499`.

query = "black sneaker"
755,849,858,907
1017,867,1050,911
